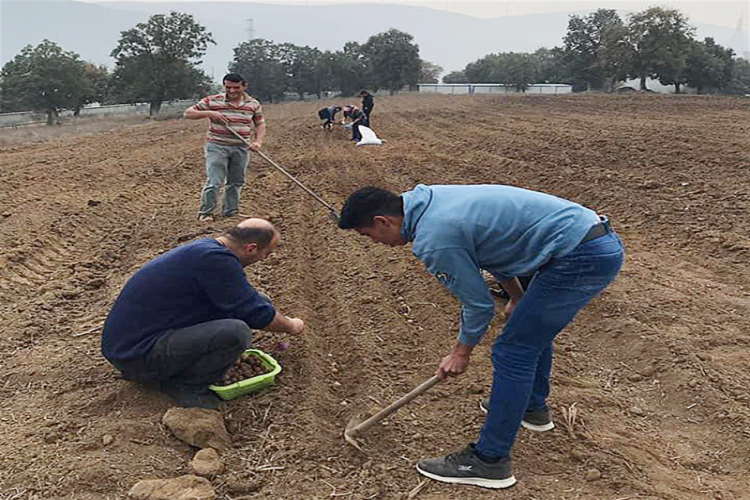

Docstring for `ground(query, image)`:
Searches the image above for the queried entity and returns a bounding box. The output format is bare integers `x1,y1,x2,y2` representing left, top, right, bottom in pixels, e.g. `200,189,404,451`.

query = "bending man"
338,184,624,489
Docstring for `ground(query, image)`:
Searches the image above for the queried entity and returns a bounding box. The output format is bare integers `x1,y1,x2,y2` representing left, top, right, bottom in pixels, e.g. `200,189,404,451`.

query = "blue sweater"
101,239,276,362
400,184,600,346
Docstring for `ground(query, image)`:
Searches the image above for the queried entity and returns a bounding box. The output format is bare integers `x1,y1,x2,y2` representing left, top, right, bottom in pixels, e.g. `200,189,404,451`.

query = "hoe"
225,126,340,222
344,376,441,450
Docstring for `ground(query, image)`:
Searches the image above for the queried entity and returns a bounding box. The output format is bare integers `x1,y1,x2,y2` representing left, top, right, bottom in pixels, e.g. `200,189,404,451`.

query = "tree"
502,53,537,91
330,43,372,97
725,57,750,95
442,70,468,83
465,52,536,91
312,50,337,98
229,39,286,103
532,47,571,85
278,43,321,100
627,7,695,91
0,40,90,124
419,60,443,83
682,38,735,94
74,63,110,115
362,29,421,94
464,54,498,82
110,12,214,115
562,9,631,92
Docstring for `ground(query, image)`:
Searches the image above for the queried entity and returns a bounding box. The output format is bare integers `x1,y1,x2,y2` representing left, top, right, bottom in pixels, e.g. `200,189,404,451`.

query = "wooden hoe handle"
349,376,441,436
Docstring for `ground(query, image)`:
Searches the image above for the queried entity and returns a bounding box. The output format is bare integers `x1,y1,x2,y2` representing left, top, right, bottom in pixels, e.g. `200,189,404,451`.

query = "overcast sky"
79,1,749,29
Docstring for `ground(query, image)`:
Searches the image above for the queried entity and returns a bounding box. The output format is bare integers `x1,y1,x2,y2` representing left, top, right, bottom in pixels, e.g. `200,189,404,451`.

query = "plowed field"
1,93,749,500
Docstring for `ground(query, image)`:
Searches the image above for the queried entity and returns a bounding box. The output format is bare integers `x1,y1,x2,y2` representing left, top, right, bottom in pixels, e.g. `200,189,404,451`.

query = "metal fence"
418,83,573,95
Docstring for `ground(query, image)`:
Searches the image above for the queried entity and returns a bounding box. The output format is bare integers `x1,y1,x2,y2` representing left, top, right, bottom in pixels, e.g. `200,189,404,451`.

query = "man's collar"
223,92,248,105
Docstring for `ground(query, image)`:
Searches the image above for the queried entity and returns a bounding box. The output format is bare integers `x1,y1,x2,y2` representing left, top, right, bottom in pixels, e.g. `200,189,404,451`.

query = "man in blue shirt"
102,218,305,410
338,184,624,489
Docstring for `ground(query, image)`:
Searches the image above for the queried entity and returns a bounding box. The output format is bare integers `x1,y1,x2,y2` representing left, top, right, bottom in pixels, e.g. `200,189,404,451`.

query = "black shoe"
161,385,220,410
479,397,555,432
416,444,516,489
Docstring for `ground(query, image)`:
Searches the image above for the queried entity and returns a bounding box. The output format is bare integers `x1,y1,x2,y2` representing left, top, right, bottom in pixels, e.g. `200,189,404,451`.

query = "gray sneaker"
480,397,555,432
416,444,516,489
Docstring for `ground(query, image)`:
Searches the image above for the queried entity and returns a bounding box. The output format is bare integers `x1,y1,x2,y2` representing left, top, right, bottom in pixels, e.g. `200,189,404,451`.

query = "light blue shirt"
400,184,600,346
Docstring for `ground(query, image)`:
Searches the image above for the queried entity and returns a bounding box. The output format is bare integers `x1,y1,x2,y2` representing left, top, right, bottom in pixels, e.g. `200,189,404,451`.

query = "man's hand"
266,313,305,335
248,141,262,152
208,111,229,124
436,342,473,380
286,317,305,335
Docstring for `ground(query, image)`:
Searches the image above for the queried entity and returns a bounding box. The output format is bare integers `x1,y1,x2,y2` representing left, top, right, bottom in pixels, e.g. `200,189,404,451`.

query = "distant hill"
2,0,746,80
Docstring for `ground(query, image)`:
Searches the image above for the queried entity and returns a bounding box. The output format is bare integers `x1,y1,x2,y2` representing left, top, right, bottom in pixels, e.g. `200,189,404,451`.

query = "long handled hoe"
225,125,340,222
344,376,441,450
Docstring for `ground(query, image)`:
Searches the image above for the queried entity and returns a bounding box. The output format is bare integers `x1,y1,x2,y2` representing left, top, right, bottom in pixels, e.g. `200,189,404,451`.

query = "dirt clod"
162,408,231,452
190,448,223,477
585,469,602,482
128,475,215,500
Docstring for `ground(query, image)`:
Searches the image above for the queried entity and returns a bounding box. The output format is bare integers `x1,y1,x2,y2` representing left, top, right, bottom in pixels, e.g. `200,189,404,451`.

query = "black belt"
580,216,612,243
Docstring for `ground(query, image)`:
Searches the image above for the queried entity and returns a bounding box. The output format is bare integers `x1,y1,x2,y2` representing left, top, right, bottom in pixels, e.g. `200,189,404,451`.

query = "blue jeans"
199,142,249,217
476,232,624,458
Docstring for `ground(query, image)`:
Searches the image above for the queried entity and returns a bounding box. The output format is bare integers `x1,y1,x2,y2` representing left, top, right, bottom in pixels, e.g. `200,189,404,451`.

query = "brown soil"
1,93,749,500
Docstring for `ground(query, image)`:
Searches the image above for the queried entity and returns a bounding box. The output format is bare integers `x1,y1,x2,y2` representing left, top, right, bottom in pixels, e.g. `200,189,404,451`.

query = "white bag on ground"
356,126,383,146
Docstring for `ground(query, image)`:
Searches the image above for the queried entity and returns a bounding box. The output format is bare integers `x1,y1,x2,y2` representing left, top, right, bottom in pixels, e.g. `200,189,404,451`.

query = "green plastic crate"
209,349,282,401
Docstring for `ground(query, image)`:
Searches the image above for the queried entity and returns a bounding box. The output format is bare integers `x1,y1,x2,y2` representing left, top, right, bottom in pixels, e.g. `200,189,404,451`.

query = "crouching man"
101,218,304,410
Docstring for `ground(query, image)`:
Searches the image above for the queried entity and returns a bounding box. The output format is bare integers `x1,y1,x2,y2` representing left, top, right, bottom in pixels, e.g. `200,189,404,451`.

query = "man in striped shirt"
184,73,267,222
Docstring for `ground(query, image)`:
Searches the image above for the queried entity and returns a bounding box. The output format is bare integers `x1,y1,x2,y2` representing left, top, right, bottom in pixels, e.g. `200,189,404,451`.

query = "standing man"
184,73,266,222
359,90,374,125
338,184,624,489
101,218,304,410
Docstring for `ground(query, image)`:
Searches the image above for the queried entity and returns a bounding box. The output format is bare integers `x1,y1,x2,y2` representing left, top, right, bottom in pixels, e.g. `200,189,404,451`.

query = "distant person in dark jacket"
318,105,342,131
101,218,305,410
359,90,374,125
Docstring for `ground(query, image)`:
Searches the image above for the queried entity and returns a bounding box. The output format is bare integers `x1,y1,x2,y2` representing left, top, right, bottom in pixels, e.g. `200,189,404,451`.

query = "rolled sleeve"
195,97,211,111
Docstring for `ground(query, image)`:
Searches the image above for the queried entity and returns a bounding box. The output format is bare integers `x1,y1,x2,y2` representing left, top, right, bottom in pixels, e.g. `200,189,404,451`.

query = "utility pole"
246,18,255,40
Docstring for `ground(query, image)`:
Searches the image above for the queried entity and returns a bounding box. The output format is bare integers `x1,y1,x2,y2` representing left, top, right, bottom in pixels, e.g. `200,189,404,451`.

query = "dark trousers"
113,319,253,389
352,117,369,141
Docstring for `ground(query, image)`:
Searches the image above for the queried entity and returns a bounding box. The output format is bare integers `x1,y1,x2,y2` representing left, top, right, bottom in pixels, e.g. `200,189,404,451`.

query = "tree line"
0,12,434,124
443,7,750,95
2,8,748,125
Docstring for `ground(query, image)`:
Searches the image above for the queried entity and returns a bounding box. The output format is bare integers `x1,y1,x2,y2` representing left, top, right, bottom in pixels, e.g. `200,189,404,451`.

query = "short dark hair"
359,90,370,96
223,73,246,85
338,187,403,229
224,225,277,247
